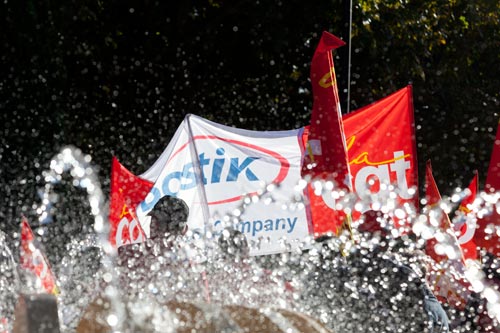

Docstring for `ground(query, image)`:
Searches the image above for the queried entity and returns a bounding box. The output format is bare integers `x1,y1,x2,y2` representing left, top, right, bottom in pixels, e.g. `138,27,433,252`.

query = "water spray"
37,146,126,332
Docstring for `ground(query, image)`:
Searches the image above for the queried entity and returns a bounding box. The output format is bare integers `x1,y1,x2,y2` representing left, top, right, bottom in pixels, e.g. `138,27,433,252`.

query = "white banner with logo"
136,114,311,255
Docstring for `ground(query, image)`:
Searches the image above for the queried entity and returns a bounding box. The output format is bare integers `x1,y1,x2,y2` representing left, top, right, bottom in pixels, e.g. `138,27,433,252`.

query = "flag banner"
475,213,500,257
300,31,352,236
476,119,500,256
423,161,471,309
344,85,418,227
109,157,153,247
423,160,464,263
301,31,350,189
475,211,500,257
453,172,479,262
136,114,310,256
485,119,500,193
344,86,418,213
302,85,418,235
20,218,58,294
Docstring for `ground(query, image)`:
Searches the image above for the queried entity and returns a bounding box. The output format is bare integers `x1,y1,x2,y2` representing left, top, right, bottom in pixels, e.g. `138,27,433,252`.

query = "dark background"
1,0,499,260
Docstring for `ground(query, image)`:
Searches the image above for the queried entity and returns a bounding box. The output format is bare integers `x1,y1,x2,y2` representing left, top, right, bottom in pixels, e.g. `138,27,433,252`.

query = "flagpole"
346,0,353,114
185,114,211,226
184,114,215,303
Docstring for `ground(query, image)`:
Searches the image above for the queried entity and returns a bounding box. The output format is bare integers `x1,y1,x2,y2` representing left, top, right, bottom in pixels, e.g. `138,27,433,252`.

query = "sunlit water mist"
34,146,125,332
1,146,500,332
0,230,21,331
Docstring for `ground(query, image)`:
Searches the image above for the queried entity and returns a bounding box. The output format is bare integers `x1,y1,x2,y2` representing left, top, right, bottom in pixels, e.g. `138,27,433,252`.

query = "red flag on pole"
301,31,352,237
304,85,418,235
0,317,7,333
343,85,418,229
423,161,472,309
458,172,478,214
20,218,58,295
453,172,479,261
424,160,465,263
109,157,153,247
486,119,500,193
301,31,350,189
474,119,500,256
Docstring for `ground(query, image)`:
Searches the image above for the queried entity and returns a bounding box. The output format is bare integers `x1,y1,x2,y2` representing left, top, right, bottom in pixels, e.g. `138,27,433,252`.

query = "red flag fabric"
0,317,7,333
343,85,418,229
424,160,457,262
301,31,352,236
301,31,350,188
459,172,478,210
486,119,500,193
109,157,153,247
425,161,445,214
475,207,500,256
303,85,418,235
20,218,58,294
423,161,471,309
475,120,500,256
453,172,479,261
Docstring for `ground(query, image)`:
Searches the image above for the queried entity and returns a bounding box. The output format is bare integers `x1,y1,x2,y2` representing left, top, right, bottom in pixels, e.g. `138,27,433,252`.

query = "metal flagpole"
185,114,212,303
346,0,353,114
185,114,211,225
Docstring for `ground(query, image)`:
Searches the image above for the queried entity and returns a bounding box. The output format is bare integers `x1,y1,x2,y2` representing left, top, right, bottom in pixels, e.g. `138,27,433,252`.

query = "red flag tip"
316,31,346,53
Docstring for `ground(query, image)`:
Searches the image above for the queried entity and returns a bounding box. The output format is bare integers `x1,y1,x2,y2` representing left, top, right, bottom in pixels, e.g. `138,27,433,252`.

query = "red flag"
301,31,350,188
424,160,460,262
423,161,471,309
343,85,418,229
424,160,446,262
453,172,479,261
109,157,153,247
0,317,7,333
20,218,58,294
304,85,418,235
475,205,500,257
476,119,500,256
459,172,478,211
301,31,352,237
486,119,500,193
425,161,446,215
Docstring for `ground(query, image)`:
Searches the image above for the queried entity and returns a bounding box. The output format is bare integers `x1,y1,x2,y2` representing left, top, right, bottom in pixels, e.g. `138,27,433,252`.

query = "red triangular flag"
0,317,7,333
423,162,471,309
302,31,350,189
453,172,478,261
424,161,465,263
20,218,58,294
476,119,500,256
109,157,153,247
485,119,500,193
301,31,352,236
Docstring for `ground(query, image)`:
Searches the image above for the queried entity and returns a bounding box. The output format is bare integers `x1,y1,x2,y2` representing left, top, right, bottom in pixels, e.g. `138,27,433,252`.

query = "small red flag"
485,119,500,193
476,119,500,256
301,31,352,237
424,161,467,264
424,161,471,309
453,172,478,261
109,157,153,247
20,218,58,295
0,317,8,333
